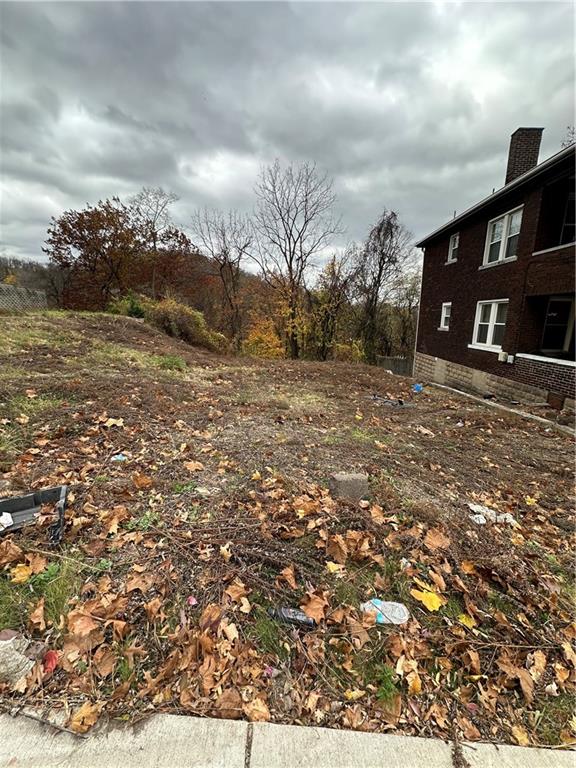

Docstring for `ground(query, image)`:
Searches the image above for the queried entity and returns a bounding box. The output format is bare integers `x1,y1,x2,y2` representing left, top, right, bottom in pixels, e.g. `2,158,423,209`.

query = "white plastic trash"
360,599,410,625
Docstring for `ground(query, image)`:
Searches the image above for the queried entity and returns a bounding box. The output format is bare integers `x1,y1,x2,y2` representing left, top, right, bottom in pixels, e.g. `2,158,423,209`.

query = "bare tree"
561,126,575,148
354,209,413,364
190,208,253,350
130,186,179,297
253,160,342,359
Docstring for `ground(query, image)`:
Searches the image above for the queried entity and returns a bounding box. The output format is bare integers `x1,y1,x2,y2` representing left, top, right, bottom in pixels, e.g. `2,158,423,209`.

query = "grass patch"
0,557,83,631
534,693,575,745
248,607,289,660
127,509,161,531
152,354,186,371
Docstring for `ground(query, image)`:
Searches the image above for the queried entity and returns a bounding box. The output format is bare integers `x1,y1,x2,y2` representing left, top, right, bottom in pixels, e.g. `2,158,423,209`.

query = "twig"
8,708,89,739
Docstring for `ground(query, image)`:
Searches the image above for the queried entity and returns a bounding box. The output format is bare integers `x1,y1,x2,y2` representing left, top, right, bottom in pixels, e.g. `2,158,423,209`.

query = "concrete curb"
1,712,573,768
429,382,575,436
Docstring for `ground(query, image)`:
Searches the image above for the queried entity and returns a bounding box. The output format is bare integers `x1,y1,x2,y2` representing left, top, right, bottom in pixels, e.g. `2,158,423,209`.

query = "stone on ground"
328,472,369,500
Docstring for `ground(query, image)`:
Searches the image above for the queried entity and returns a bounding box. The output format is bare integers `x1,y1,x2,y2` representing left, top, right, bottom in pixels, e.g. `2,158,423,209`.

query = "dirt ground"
0,311,574,747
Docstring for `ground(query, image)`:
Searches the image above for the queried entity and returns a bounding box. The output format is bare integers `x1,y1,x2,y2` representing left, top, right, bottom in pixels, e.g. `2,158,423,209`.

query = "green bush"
108,292,145,318
144,298,228,353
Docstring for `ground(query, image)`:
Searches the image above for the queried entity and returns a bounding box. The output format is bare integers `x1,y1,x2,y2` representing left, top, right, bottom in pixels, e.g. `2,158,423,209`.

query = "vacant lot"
0,312,574,747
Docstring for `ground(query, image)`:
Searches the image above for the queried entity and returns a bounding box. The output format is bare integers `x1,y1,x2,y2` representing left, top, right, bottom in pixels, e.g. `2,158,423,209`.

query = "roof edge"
416,142,575,248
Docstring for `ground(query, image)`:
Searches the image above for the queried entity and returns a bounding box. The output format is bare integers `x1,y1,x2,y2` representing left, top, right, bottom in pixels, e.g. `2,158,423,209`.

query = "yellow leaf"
458,613,477,629
344,688,365,701
524,495,537,506
10,564,33,584
410,588,446,612
326,561,344,575
511,725,530,746
251,470,262,481
407,671,422,695
68,701,103,733
220,543,232,562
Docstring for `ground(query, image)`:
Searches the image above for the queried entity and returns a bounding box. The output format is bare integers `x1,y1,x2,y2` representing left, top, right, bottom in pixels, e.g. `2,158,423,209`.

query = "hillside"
0,311,574,746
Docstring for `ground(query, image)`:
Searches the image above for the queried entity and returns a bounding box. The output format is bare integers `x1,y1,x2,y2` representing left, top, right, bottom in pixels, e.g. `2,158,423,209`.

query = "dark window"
542,298,573,351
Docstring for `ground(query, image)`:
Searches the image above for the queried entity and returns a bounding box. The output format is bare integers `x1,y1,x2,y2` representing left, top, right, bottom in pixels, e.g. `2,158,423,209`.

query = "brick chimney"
505,127,544,184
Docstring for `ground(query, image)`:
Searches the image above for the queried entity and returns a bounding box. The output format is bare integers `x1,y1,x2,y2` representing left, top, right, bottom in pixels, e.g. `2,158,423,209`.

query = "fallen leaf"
326,560,344,575
103,417,124,428
219,543,232,562
416,425,435,438
251,470,262,481
67,610,100,637
301,590,329,623
278,565,297,590
93,646,116,678
243,696,270,722
424,528,451,550
326,534,348,564
458,613,477,629
213,688,242,719
25,553,47,574
0,539,23,566
133,473,153,490
344,688,365,701
42,650,59,675
10,564,33,584
528,650,547,682
225,578,248,602
185,460,205,472
410,588,446,612
517,668,534,704
511,725,530,745
29,597,46,631
68,701,103,733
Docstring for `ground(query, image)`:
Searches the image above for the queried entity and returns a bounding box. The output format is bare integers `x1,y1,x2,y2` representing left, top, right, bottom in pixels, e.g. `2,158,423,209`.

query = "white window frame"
482,206,523,267
439,302,452,331
446,233,459,263
468,299,509,352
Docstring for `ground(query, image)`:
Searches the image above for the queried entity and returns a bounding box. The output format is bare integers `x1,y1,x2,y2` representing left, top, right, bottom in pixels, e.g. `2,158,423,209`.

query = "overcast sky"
0,1,574,264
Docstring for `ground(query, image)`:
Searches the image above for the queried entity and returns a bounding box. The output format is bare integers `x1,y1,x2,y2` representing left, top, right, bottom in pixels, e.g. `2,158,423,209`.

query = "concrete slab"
463,741,574,768
0,712,248,768
250,721,453,768
0,711,573,768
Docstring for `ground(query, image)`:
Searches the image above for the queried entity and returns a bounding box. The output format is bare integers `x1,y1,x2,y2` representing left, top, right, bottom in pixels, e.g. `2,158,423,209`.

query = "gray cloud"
0,1,573,263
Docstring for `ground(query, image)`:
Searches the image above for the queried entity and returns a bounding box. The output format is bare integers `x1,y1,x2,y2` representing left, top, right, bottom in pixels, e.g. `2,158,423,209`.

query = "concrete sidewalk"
1,712,573,768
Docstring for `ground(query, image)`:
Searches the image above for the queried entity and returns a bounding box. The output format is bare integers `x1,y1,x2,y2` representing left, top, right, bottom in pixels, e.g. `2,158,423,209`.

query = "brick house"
414,128,575,409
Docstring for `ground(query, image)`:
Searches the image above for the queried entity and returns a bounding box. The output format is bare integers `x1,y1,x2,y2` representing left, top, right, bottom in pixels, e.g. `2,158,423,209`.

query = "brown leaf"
243,696,270,722
25,553,47,574
346,616,370,649
225,578,248,602
326,534,348,565
144,596,162,621
213,688,242,719
184,460,205,472
458,715,480,740
93,646,116,678
528,650,547,682
517,668,534,704
126,572,156,593
0,539,23,566
278,565,297,590
133,472,153,490
370,505,385,524
424,528,451,550
29,597,46,632
300,590,329,623
68,701,103,733
377,692,402,725
67,610,100,637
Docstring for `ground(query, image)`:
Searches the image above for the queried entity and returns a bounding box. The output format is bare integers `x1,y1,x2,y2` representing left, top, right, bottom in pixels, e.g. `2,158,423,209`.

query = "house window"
471,300,508,350
542,297,574,352
484,207,523,265
447,233,459,263
439,302,451,330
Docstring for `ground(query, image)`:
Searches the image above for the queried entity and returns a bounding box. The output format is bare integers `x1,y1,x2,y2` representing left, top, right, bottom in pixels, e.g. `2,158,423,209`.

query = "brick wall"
0,285,47,312
514,356,575,398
